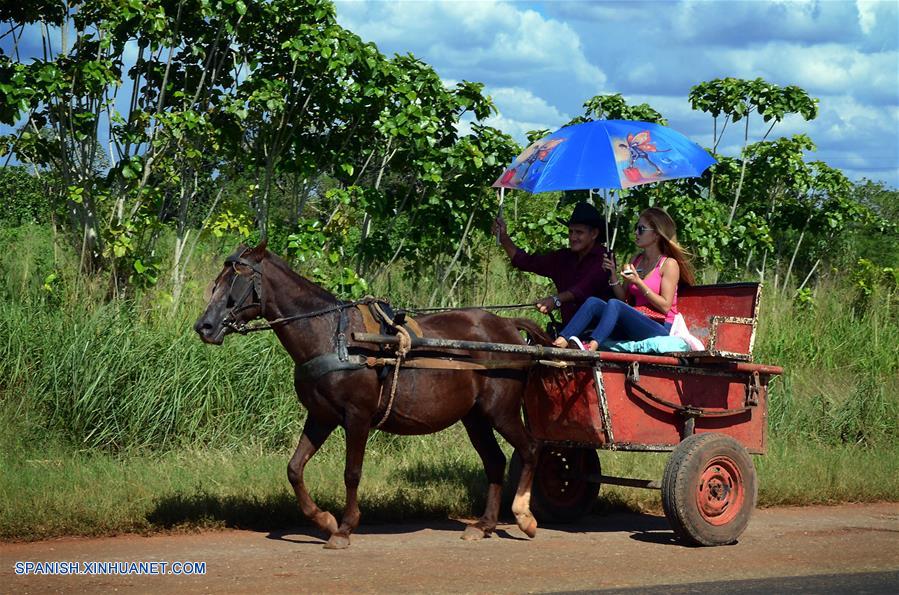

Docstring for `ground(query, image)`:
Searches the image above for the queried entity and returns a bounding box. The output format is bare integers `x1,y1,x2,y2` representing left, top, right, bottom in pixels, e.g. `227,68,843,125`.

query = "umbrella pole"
495,187,505,246
602,189,611,248
609,193,619,252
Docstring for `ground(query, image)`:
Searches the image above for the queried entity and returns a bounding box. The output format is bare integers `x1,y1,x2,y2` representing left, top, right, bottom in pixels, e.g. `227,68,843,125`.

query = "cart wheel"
661,433,757,546
529,447,601,523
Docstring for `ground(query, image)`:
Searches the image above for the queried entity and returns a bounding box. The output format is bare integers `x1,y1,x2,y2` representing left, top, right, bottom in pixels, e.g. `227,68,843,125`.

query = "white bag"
669,313,705,351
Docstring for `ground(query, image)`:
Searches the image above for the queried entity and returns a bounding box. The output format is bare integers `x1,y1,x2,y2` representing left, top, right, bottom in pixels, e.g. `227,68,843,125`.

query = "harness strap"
295,353,534,383
369,302,412,429
295,353,368,382
336,306,349,362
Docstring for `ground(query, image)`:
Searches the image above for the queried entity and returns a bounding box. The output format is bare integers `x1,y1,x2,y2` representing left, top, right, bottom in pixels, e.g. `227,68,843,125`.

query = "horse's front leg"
287,416,339,537
324,412,369,550
511,456,538,538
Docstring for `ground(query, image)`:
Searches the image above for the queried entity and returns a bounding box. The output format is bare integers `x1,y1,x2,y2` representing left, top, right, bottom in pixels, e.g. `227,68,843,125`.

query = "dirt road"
3,503,898,593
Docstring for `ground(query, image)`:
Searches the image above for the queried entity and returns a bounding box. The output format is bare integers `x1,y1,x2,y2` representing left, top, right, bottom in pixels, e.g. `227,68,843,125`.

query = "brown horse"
194,243,546,549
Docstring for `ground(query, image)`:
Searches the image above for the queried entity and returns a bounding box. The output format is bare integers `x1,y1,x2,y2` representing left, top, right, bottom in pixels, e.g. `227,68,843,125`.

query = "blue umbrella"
493,120,716,194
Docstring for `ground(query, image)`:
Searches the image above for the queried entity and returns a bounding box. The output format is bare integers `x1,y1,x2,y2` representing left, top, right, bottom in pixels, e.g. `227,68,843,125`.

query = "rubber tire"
529,447,601,523
661,433,757,546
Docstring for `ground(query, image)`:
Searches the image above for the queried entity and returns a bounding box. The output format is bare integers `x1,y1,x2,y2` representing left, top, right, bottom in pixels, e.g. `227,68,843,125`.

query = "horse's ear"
246,237,267,260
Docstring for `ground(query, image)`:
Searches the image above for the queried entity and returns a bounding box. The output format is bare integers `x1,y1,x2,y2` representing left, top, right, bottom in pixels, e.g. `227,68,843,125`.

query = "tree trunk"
727,115,751,226
782,227,806,297
429,208,477,307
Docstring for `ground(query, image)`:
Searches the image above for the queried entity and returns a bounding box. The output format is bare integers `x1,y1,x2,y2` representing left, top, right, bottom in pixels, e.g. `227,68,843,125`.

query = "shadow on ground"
145,458,655,542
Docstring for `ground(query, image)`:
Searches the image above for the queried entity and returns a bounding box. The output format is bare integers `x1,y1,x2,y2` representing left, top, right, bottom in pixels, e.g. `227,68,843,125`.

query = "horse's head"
194,241,268,344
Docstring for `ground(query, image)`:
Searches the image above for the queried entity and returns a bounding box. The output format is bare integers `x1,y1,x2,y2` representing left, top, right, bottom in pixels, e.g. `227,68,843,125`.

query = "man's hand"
536,296,555,314
602,253,618,283
492,216,508,238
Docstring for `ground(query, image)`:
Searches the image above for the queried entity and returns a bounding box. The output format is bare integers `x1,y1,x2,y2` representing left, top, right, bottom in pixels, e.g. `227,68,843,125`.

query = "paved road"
2,503,898,593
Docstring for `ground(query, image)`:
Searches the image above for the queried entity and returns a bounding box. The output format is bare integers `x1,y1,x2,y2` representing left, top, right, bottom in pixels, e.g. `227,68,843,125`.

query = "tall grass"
1,225,897,539
757,279,899,447
2,225,895,451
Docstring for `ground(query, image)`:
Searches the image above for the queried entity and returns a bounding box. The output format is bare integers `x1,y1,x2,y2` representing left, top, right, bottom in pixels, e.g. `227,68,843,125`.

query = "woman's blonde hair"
640,207,695,286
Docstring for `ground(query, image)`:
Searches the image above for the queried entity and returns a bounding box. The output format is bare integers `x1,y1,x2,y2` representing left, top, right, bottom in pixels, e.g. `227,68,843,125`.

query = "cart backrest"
678,282,761,360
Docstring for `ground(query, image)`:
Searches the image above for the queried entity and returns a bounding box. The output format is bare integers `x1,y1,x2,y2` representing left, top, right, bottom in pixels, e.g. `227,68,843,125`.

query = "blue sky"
334,0,899,188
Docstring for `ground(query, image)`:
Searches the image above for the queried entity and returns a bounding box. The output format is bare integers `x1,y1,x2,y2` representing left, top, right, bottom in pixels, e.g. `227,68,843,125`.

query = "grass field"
1,225,897,540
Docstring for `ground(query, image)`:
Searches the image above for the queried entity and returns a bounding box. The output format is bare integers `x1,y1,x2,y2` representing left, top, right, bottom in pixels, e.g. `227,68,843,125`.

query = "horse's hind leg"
287,416,339,537
490,410,538,538
460,408,506,541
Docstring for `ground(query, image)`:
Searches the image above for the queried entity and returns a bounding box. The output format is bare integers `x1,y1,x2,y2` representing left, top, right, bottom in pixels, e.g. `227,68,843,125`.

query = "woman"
552,207,695,351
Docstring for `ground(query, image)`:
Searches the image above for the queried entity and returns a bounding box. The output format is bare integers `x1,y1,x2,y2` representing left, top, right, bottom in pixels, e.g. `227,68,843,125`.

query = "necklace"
636,252,663,276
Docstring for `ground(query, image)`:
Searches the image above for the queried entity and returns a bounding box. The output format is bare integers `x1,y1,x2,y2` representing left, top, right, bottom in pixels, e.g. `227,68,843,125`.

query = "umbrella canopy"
493,120,716,194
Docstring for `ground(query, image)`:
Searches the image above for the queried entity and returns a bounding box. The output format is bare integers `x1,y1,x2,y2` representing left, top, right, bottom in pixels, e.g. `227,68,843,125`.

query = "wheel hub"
697,457,743,525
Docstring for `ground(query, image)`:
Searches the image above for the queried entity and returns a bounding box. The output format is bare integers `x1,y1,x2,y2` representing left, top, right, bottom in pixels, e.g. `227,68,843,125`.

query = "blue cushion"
601,335,691,354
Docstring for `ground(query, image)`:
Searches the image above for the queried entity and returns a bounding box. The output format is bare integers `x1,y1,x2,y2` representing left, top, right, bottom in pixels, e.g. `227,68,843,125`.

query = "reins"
403,303,539,314
224,299,373,335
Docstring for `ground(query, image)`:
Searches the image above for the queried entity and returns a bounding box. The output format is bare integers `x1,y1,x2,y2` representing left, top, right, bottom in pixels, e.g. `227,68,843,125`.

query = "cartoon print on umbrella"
617,130,671,183
500,138,567,188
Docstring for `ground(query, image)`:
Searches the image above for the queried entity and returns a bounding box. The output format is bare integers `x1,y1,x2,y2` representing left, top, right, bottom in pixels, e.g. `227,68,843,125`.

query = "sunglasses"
635,224,655,235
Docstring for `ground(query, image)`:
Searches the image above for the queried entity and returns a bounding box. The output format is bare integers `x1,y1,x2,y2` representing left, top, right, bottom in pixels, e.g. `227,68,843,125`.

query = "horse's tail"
511,317,553,346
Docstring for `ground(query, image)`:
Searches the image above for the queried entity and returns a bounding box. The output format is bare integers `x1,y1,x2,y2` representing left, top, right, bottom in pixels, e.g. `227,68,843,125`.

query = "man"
493,201,614,326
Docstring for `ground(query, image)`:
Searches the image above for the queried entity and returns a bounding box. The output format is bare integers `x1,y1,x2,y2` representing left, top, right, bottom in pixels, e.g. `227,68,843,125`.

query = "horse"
194,242,548,549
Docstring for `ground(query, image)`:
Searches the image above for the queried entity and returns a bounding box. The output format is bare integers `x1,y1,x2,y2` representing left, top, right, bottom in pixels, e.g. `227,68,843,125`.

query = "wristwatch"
551,295,562,309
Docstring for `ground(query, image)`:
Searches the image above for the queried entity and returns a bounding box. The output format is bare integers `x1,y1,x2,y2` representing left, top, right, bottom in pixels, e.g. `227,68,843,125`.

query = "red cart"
517,282,781,545
356,282,781,546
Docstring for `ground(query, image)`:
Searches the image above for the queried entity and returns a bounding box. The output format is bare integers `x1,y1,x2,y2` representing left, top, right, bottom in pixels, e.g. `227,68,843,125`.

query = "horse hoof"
314,511,338,535
461,524,487,541
517,514,538,538
323,533,351,549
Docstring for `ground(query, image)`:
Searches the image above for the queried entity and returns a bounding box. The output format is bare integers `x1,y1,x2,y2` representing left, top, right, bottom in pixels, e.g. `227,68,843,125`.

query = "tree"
845,180,899,269
689,78,818,224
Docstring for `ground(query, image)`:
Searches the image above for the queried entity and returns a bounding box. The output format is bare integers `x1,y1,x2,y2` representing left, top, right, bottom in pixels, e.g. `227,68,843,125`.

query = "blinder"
221,248,266,330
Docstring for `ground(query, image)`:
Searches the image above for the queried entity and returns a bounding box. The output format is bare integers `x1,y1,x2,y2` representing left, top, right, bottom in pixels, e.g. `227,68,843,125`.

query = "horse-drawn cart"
356,282,781,546
198,244,781,548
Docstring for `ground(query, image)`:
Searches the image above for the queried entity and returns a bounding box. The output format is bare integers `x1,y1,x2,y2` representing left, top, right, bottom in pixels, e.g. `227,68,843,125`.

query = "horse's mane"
263,249,339,304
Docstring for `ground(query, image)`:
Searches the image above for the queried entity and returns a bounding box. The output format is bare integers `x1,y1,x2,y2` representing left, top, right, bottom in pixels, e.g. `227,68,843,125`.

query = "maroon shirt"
511,244,613,324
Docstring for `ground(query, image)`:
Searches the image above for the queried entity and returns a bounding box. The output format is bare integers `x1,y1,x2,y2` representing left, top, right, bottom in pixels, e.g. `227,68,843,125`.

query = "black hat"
558,201,604,229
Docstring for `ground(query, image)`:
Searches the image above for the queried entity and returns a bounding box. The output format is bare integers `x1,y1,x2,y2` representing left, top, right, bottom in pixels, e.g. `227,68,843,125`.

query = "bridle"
217,247,367,339
220,248,266,334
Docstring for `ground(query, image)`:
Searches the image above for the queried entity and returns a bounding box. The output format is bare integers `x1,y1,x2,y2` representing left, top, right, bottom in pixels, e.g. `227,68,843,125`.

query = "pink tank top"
626,254,678,324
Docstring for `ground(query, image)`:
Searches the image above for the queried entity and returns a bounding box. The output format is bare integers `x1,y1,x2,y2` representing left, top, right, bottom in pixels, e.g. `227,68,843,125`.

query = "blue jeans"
559,297,671,345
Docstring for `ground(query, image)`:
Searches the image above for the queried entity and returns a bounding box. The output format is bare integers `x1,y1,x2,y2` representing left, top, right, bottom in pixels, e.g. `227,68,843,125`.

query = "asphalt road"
2,502,898,593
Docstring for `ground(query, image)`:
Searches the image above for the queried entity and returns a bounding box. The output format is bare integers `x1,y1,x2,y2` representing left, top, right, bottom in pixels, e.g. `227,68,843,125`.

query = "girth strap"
296,353,368,382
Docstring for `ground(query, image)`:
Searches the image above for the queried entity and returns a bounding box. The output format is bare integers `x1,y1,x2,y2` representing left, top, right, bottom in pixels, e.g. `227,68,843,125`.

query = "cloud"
335,0,607,91
455,85,571,147
856,0,878,34
673,0,860,46
488,86,570,125
719,43,898,107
